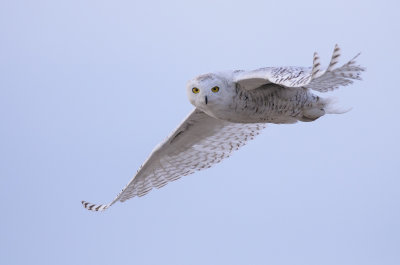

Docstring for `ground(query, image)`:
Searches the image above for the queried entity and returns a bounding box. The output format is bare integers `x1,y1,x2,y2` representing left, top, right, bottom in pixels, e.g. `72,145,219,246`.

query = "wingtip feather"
327,44,342,71
311,52,322,78
81,200,109,212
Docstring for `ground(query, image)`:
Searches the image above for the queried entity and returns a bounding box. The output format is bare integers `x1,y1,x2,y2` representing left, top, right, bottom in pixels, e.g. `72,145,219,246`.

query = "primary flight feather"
82,45,364,212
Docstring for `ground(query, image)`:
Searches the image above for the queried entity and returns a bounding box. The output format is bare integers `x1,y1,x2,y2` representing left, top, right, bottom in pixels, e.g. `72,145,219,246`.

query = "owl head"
186,72,235,117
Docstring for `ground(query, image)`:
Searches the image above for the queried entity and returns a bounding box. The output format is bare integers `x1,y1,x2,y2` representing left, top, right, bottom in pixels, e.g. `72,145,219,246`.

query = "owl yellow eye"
211,86,219,93
192,87,200,94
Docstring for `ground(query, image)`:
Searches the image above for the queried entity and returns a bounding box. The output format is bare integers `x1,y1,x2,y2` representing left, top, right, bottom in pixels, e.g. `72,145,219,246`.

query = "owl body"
187,71,327,124
233,83,326,124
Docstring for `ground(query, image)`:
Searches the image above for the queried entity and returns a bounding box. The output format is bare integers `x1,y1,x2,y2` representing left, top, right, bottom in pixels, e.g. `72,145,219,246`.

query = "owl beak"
205,96,208,105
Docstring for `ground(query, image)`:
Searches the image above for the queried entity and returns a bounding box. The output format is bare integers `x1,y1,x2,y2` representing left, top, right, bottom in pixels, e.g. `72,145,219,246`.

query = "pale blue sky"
1,0,399,264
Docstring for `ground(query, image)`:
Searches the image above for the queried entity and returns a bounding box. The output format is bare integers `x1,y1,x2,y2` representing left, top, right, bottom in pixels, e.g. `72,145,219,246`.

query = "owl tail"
299,96,350,122
323,96,352,115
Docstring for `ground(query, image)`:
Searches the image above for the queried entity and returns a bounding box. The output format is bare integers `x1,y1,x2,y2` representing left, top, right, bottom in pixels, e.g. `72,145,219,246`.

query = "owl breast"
212,84,324,124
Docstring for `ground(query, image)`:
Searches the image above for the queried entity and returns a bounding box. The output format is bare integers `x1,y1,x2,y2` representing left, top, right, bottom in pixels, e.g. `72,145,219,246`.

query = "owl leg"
299,108,325,122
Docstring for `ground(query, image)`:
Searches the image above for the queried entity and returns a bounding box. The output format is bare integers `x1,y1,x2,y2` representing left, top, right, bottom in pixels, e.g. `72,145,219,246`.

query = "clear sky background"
1,0,399,264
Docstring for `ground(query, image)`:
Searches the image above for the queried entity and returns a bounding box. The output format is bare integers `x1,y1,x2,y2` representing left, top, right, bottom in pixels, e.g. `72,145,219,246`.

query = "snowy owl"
82,45,364,212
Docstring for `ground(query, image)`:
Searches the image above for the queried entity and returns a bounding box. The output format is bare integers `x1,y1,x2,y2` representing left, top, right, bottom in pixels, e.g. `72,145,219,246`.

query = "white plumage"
82,45,364,212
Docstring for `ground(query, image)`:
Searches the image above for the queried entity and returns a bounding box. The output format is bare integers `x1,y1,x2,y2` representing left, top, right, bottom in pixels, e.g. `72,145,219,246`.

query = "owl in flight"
82,45,364,212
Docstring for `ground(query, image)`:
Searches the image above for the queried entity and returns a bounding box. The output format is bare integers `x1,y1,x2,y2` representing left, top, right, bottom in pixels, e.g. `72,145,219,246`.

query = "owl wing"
82,108,265,211
234,45,365,92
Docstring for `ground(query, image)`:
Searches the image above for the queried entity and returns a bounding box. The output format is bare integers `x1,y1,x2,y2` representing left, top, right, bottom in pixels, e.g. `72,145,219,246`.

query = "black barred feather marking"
311,52,321,78
327,44,341,71
81,201,110,212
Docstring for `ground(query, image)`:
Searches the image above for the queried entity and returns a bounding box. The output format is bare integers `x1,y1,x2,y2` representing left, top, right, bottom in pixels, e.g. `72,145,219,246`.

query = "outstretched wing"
234,44,365,91
82,108,265,212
